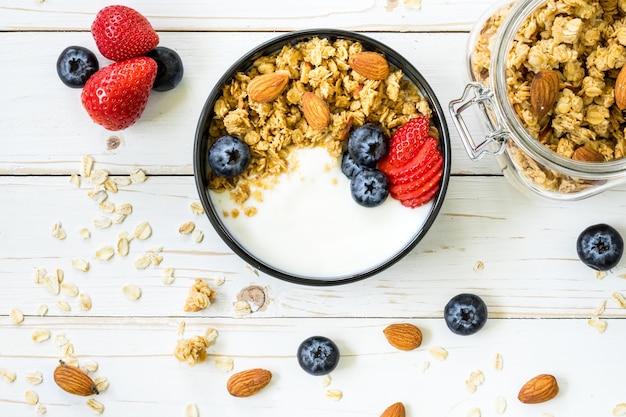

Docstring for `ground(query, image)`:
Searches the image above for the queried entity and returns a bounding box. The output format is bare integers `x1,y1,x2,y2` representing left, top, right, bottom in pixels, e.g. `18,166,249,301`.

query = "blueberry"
297,336,340,376
444,293,488,336
341,151,363,179
208,135,251,178
348,124,389,167
576,223,624,271
146,47,184,92
56,46,99,88
350,168,389,207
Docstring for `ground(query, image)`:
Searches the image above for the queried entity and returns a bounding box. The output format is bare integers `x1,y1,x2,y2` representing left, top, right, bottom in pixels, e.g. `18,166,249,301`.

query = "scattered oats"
130,168,147,184
54,333,69,347
62,343,75,357
35,304,48,317
95,246,115,261
493,396,507,414
613,292,626,308
325,389,343,401
51,221,66,240
42,274,61,295
98,199,115,213
36,403,47,415
81,360,99,374
174,335,210,366
94,376,109,393
190,201,205,215
147,251,163,266
184,279,217,312
81,155,94,178
25,389,39,405
177,321,186,336
134,255,152,270
0,367,17,383
588,316,608,333
233,300,252,316
25,371,43,385
117,232,131,256
420,360,431,372
162,268,175,285
473,260,484,271
71,258,90,272
493,353,503,370
61,281,79,297
404,0,422,9
205,328,219,344
245,264,259,276
79,228,91,239
429,346,448,361
467,408,481,417
613,403,626,416
87,189,108,203
104,179,118,193
86,398,105,414
185,403,200,417
134,221,152,240
179,221,196,235
57,300,71,312
192,229,204,243
113,176,132,186
465,370,485,393
214,276,225,286
79,293,92,311
31,329,51,343
93,216,112,229
594,299,607,316
56,268,64,283
596,270,608,280
89,169,108,185
320,374,332,387
9,307,24,324
33,267,46,284
70,173,81,187
115,203,133,215
111,213,127,224
122,284,142,300
214,356,234,372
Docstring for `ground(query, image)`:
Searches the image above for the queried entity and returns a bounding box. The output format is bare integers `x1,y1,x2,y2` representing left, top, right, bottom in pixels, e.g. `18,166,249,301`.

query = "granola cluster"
206,36,435,207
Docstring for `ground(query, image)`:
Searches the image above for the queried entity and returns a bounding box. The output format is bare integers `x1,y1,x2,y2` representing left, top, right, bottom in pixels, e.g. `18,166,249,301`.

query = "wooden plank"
0,316,623,416
0,0,502,32
2,174,625,318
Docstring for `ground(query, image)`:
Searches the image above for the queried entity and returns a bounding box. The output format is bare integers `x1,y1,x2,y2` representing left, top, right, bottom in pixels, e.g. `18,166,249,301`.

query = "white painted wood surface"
2,0,626,416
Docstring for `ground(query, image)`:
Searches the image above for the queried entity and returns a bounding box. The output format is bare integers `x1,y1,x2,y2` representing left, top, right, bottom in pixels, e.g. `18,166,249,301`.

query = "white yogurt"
209,147,434,280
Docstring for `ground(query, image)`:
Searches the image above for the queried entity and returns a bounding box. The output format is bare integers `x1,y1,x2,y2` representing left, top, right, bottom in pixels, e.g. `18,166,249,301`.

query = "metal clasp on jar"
449,82,509,160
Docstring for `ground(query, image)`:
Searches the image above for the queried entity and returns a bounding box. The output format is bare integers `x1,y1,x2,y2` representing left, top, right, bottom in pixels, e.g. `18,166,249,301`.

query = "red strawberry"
400,184,440,208
381,136,440,183
378,115,430,170
389,156,443,198
81,57,157,131
91,5,159,62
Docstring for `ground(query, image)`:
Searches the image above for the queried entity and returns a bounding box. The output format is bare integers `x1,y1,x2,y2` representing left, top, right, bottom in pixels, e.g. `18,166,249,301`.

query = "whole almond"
616,65,626,110
349,51,389,80
517,374,559,404
383,323,423,351
530,69,560,118
380,402,406,417
53,360,99,396
572,146,604,162
247,72,289,103
302,92,331,130
227,368,272,397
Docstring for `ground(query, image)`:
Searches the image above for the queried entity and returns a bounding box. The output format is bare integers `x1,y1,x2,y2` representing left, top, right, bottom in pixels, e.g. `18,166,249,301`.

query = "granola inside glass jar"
450,0,626,200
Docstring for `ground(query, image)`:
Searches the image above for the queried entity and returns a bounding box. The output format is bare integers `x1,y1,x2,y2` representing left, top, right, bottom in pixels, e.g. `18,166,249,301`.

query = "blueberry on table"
576,223,624,271
444,293,488,336
56,46,99,88
208,135,251,178
341,151,363,180
348,124,389,167
350,168,389,207
297,336,340,376
146,46,184,92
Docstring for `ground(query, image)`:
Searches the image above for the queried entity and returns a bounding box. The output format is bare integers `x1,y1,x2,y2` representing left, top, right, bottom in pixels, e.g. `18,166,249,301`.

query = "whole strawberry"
91,5,159,62
81,57,157,131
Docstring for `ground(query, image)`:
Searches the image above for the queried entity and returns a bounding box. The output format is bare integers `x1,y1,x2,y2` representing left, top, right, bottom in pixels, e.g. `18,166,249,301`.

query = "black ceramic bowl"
194,29,451,285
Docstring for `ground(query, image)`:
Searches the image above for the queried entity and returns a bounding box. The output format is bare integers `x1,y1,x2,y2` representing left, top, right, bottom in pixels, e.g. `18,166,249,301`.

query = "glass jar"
450,0,626,200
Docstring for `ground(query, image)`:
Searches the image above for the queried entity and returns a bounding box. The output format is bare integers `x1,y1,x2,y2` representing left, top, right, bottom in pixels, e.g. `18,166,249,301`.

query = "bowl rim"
193,28,451,286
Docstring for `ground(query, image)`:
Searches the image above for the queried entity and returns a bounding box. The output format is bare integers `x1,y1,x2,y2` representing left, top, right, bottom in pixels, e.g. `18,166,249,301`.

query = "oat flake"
25,389,39,405
613,292,626,308
25,371,43,385
35,304,48,317
588,316,608,333
95,246,115,261
61,281,79,297
134,221,152,240
9,307,24,324
493,396,507,414
134,255,152,270
54,333,69,347
81,360,99,374
0,367,17,383
214,356,234,372
467,408,481,417
71,258,90,272
36,403,47,415
94,376,109,393
122,284,142,300
185,403,199,417
192,229,204,243
86,398,105,414
130,168,147,184
179,221,196,235
79,228,91,239
614,403,626,416
31,329,51,343
190,201,204,215
81,155,94,178
79,293,92,311
494,352,504,370
325,389,343,401
93,216,112,229
429,346,448,361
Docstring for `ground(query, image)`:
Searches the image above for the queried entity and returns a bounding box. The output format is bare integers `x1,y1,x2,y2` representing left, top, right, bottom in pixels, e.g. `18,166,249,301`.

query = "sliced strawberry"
81,57,157,131
91,5,159,62
400,184,440,208
391,167,442,201
378,116,430,169
389,157,443,197
382,137,441,183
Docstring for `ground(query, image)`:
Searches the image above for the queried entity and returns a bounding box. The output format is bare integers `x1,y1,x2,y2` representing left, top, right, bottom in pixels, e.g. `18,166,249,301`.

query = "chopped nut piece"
214,356,234,372
185,403,200,417
9,307,24,324
325,389,343,401
31,329,51,343
122,284,142,300
71,258,90,272
178,221,196,235
25,389,39,405
79,293,92,311
86,398,105,414
0,367,17,382
134,221,152,240
429,346,448,361
95,246,115,261
25,370,43,385
93,376,109,393
184,279,217,312
61,281,79,297
174,335,211,366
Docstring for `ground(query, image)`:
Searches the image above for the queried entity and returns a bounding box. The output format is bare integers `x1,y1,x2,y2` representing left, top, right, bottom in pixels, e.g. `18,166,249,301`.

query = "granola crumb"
183,279,217,312
174,335,211,366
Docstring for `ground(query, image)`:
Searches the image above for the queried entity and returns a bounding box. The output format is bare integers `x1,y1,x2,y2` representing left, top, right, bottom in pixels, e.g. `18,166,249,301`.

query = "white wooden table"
2,1,626,416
